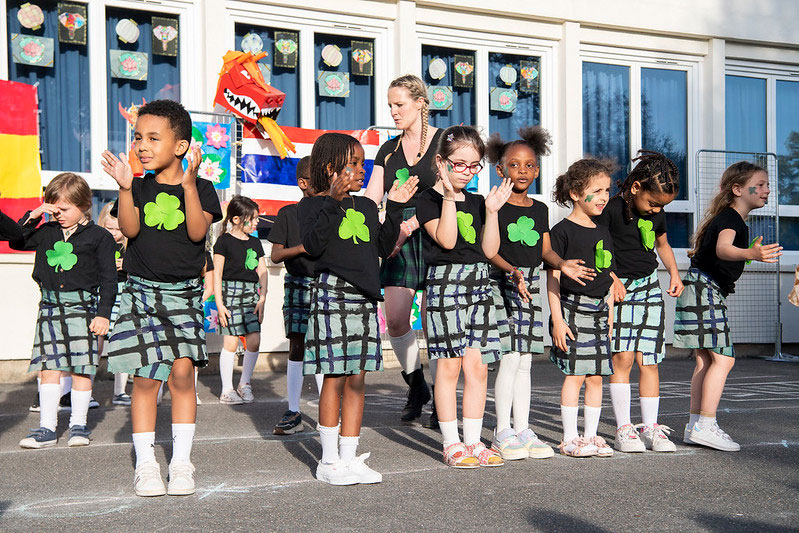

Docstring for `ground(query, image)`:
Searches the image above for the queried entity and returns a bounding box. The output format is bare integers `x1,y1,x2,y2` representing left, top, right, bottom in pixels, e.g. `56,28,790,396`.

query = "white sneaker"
347,453,382,484
195,394,202,405
637,423,677,452
615,424,646,453
237,384,254,403
167,461,196,495
134,461,166,497
315,460,360,485
219,389,244,405
587,435,614,457
683,423,694,444
690,422,740,452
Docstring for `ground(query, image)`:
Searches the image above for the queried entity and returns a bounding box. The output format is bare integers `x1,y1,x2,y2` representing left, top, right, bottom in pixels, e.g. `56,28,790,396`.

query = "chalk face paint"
749,187,757,195
446,162,453,172
584,194,594,202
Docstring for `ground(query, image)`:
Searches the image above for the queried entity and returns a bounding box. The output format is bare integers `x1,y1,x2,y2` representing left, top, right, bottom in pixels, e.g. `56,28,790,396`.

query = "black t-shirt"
496,200,550,269
549,218,615,298
118,174,223,282
205,251,214,272
267,203,316,278
593,196,666,279
375,129,443,205
115,242,128,283
690,207,749,296
213,232,265,283
298,195,403,301
0,210,22,241
417,188,487,266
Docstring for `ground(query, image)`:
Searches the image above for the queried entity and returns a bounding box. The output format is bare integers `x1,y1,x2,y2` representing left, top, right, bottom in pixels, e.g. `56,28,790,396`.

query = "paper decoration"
189,121,233,190
519,60,539,94
110,50,148,81
490,87,518,113
350,40,374,76
428,58,447,80
199,153,227,185
321,44,342,67
499,65,517,86
116,18,140,44
427,86,453,111
203,295,218,333
241,32,263,54
317,71,350,98
410,290,424,330
258,63,272,85
205,124,230,149
453,54,475,88
274,31,298,68
57,3,87,45
17,3,44,30
11,34,54,68
151,16,179,57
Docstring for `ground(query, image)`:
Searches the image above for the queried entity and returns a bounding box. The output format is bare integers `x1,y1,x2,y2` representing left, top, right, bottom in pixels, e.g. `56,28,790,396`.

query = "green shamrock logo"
638,219,656,250
745,236,760,265
115,250,121,261
245,248,258,270
144,192,185,231
594,239,612,272
507,216,540,247
46,241,78,272
338,208,371,244
394,168,410,187
456,211,477,244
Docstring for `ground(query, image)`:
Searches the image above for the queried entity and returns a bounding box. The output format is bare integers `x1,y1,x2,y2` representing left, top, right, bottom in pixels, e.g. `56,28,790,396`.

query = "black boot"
400,368,431,423
424,385,438,430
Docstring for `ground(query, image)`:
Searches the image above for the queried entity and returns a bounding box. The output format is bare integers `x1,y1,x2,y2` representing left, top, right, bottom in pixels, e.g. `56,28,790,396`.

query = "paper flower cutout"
59,12,86,39
245,248,258,270
19,37,45,63
338,208,370,244
594,239,612,272
637,219,656,250
324,73,343,96
205,124,229,149
153,24,178,52
17,3,44,30
199,154,227,184
117,52,145,78
507,216,540,247
456,211,476,244
144,192,185,230
498,91,513,111
190,126,204,151
46,241,78,272
395,168,410,187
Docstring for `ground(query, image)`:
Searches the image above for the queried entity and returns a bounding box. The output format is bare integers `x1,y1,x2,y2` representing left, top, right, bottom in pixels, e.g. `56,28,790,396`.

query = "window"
314,33,374,130
725,75,767,152
777,80,799,250
583,62,630,186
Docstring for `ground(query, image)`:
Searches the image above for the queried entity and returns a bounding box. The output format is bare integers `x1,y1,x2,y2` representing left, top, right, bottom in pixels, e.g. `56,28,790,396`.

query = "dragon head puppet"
214,51,295,158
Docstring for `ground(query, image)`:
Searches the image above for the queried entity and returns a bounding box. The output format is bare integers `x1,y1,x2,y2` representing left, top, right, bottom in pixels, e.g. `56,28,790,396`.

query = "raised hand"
29,202,57,220
749,236,783,263
387,175,419,204
329,171,354,202
436,161,457,198
182,145,202,188
559,259,596,287
485,178,512,213
101,150,134,190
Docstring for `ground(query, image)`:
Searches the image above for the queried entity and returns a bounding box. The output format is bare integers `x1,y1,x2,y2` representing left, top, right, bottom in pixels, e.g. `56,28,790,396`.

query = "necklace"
338,195,356,213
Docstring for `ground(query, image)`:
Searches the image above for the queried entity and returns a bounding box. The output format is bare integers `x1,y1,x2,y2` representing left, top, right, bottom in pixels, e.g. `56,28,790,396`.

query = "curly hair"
553,158,616,207
485,126,551,166
137,99,193,146
309,133,361,195
615,150,680,223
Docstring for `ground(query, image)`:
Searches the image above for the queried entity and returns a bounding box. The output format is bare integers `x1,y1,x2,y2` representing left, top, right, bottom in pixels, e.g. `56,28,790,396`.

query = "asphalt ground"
0,356,797,532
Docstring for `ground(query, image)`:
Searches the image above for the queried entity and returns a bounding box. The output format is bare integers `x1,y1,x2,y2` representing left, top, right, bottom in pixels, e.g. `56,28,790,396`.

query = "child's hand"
485,178,513,214
90,316,110,336
552,319,574,352
255,298,266,323
29,203,57,220
329,171,353,202
749,236,783,263
559,259,596,287
511,269,533,303
101,150,134,190
182,145,202,189
387,175,419,204
667,274,684,297
611,276,627,302
217,303,231,328
438,170,456,198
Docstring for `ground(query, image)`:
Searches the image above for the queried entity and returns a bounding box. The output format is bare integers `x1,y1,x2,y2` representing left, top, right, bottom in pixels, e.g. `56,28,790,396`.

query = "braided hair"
615,150,680,223
385,74,430,166
485,126,551,167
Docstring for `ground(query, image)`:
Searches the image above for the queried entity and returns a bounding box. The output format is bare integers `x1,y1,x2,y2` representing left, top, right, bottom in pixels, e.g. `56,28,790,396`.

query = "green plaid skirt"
426,262,503,364
219,280,262,337
303,272,382,375
613,270,666,365
30,289,99,375
379,207,426,290
673,268,734,357
108,280,126,332
107,275,207,382
549,291,613,376
283,274,313,336
491,266,544,354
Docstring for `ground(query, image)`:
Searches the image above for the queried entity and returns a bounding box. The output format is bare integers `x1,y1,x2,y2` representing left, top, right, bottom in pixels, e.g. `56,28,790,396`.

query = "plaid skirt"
283,274,313,336
30,289,99,375
108,280,126,332
426,262,503,364
303,272,382,375
673,268,734,357
492,266,544,354
549,291,613,376
219,280,261,337
107,275,207,382
379,207,426,290
613,270,666,365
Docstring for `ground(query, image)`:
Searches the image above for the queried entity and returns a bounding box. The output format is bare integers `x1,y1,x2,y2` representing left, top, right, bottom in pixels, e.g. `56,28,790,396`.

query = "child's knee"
612,352,635,372
245,333,261,350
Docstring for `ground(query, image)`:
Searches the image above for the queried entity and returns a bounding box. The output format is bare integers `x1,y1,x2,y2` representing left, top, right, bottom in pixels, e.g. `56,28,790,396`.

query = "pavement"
0,356,797,532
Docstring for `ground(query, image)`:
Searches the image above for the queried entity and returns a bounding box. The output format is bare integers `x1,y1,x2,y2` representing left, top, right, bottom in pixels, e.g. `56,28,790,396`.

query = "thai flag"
239,124,380,216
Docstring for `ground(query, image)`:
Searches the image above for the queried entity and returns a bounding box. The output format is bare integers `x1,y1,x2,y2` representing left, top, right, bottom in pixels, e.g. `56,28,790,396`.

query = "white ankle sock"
609,383,632,428
389,330,420,373
462,417,483,446
439,419,459,448
60,374,72,396
39,383,61,431
286,360,303,412
240,350,259,386
133,432,156,468
114,373,128,396
494,351,519,433
219,349,236,392
171,423,195,464
561,405,579,442
69,389,91,427
318,424,340,464
688,413,700,427
314,374,324,396
512,353,533,433
584,405,602,438
339,435,359,462
697,415,715,429
640,396,660,426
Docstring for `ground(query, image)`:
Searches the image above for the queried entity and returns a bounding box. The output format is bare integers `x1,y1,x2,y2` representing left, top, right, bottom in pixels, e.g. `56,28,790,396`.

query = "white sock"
339,435,359,462
389,330,421,373
462,417,483,446
240,350,259,386
286,360,303,413
688,413,700,427
318,424,340,464
219,349,236,392
314,374,324,396
69,389,91,427
37,376,41,392
560,405,579,442
60,374,72,396
494,351,520,433
697,415,715,429
133,432,156,468
39,383,61,431
584,405,602,438
114,373,129,396
439,419,460,448
640,396,660,426
171,423,195,464
609,383,632,428
512,353,533,433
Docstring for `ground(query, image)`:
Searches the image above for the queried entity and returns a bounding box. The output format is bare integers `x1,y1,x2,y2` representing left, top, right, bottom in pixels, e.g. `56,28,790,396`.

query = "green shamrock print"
507,216,540,247
46,241,78,272
456,211,477,244
144,192,185,231
395,168,410,187
594,239,612,272
745,236,759,265
115,250,121,261
245,248,258,270
338,208,371,244
638,219,656,250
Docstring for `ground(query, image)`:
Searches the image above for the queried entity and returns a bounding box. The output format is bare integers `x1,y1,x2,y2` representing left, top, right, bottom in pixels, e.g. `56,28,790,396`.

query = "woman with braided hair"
365,74,443,424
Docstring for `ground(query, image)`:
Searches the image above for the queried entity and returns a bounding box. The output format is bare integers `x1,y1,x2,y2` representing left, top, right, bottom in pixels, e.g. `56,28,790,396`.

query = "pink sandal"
465,442,504,467
443,442,480,468
558,437,598,458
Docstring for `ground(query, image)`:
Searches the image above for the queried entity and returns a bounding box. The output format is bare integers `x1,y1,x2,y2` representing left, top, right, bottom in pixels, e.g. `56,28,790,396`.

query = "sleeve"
378,200,404,258
9,212,43,251
198,180,223,222
0,210,23,242
549,225,567,258
300,197,338,258
253,237,265,258
477,194,486,230
205,251,214,271
654,211,668,236
374,139,392,168
539,203,550,233
267,208,288,245
95,231,119,319
213,234,227,257
416,191,439,226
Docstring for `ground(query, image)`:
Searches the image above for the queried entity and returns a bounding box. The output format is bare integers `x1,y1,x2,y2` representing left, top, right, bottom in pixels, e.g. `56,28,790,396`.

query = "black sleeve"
198,180,223,222
549,225,567,258
654,211,667,236
267,208,288,245
605,231,617,274
378,200,404,258
301,197,339,258
96,230,119,319
213,234,227,257
0,210,23,242
416,191,439,226
374,139,392,169
9,211,42,251
538,203,550,234
478,195,486,229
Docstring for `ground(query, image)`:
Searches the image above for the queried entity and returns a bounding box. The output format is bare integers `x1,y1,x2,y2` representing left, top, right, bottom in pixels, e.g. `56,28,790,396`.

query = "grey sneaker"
167,461,196,496
615,424,646,453
219,389,244,405
68,425,91,447
237,384,254,403
19,427,57,449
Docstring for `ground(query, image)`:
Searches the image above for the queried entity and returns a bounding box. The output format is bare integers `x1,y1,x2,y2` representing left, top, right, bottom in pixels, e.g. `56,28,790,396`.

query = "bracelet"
442,197,456,202
507,267,524,282
400,221,413,237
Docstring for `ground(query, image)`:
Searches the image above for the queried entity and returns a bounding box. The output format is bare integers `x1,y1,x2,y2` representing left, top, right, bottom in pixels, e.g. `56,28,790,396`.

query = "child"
101,99,222,496
213,194,267,404
675,161,781,451
299,132,418,485
547,158,616,458
268,156,324,434
12,173,117,448
416,125,512,468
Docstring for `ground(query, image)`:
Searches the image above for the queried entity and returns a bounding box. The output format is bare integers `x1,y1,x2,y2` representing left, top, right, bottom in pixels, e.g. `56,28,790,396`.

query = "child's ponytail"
220,195,260,237
485,126,551,167
615,150,680,223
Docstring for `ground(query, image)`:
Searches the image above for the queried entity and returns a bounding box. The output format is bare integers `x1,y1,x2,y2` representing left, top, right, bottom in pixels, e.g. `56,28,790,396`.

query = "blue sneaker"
19,427,57,449
68,425,91,447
